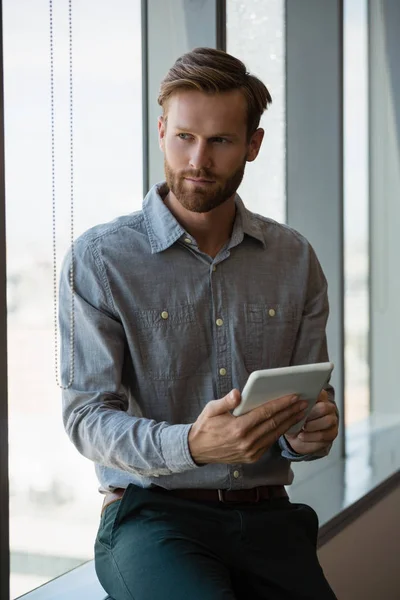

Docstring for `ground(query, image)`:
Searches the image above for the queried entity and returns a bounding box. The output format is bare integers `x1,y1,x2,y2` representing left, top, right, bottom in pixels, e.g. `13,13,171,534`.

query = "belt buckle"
217,489,226,502
247,487,261,503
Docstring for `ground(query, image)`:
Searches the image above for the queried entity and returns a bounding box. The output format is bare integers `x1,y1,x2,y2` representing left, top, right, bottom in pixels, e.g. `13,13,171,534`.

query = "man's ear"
246,128,264,162
158,116,166,152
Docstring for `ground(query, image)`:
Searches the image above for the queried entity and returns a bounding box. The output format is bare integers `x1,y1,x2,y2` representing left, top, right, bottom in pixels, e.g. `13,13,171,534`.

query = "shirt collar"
142,183,186,254
142,182,266,254
232,193,266,248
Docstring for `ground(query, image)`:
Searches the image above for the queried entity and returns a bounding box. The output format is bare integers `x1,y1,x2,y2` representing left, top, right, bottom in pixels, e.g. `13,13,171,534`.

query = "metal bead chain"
51,0,75,389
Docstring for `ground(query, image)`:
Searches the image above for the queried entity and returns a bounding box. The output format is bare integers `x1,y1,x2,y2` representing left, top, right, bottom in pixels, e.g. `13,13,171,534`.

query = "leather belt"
101,485,288,515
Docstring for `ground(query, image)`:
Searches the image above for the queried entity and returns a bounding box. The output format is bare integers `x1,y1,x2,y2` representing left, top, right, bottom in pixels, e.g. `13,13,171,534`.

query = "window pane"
4,1,142,596
227,0,286,222
343,0,369,426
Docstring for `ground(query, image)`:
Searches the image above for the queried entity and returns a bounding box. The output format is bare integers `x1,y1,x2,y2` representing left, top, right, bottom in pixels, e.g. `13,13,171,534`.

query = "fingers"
204,389,241,417
228,404,308,464
297,424,338,443
303,398,336,422
271,400,309,435
316,389,329,403
244,406,310,463
245,401,308,447
302,414,337,432
240,393,301,430
286,439,333,455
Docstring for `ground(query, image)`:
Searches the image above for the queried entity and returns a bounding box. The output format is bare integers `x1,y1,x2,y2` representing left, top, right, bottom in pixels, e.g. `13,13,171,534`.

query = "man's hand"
284,389,339,455
188,390,308,465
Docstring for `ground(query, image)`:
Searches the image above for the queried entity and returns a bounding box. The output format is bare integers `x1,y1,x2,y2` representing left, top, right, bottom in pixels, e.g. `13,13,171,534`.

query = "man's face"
158,89,263,213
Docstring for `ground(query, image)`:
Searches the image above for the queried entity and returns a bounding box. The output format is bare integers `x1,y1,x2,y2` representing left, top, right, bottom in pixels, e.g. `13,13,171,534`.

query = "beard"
164,156,246,213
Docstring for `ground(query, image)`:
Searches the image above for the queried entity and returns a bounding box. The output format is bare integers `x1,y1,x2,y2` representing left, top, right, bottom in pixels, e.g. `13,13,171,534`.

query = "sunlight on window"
343,0,369,426
4,1,142,596
227,0,286,223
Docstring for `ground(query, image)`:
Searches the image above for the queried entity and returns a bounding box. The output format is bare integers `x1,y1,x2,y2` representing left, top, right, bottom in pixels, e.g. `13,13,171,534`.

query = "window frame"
286,0,345,481
0,0,10,597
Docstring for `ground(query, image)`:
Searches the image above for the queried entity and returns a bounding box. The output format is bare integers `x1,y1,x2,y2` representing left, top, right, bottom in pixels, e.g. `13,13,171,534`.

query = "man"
60,47,339,600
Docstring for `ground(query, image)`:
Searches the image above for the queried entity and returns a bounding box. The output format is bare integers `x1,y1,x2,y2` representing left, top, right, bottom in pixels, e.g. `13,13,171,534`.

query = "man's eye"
177,133,191,140
213,137,229,144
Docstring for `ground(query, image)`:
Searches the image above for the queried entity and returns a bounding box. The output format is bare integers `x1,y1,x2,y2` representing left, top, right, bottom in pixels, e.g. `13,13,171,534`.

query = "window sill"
17,561,107,600
288,413,400,527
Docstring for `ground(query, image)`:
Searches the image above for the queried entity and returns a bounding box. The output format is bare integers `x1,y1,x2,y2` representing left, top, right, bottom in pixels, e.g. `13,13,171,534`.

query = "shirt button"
216,318,223,327
212,265,217,272
161,311,169,319
184,237,192,244
219,368,227,376
233,470,240,479
268,308,276,317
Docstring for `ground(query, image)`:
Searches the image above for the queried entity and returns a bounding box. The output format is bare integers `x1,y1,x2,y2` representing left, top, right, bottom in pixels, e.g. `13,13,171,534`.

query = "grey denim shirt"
60,182,335,493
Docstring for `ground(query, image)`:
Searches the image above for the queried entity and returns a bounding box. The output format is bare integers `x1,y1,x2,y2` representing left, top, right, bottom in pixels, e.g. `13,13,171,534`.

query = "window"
4,1,142,596
343,0,369,426
227,0,286,223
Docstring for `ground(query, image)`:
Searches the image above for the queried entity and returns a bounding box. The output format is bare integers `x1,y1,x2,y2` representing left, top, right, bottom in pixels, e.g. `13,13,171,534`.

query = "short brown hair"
158,47,272,139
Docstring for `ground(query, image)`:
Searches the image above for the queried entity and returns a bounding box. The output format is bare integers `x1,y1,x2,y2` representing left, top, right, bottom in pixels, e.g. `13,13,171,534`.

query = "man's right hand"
188,390,308,465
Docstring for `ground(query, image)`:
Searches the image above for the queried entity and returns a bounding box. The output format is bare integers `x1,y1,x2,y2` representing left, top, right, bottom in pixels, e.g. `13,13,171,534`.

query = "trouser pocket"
96,485,134,550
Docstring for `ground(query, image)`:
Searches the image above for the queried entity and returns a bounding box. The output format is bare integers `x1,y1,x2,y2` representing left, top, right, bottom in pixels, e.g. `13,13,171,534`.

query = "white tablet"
232,362,334,435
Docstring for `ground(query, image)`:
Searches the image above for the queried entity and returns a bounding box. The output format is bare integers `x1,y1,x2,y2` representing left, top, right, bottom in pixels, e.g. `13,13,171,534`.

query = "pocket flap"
136,304,197,328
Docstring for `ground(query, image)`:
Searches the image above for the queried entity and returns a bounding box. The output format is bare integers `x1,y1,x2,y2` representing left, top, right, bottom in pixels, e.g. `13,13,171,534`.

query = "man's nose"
189,141,212,170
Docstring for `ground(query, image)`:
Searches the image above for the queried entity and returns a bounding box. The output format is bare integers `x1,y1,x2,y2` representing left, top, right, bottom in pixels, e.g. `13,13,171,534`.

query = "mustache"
181,169,216,180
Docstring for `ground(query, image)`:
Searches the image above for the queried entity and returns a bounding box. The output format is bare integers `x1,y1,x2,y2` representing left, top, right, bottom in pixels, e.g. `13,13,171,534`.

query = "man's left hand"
284,390,339,455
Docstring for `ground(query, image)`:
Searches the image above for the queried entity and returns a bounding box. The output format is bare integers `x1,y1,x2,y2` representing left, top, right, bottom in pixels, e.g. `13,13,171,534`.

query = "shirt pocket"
244,302,299,373
135,304,210,380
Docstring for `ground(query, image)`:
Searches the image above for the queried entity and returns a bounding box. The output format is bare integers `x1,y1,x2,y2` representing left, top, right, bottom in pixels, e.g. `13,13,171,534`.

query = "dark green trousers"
95,484,336,600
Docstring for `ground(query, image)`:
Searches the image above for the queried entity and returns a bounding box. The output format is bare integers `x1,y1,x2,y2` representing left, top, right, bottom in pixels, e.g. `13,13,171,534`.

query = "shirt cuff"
160,424,200,473
278,435,321,462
